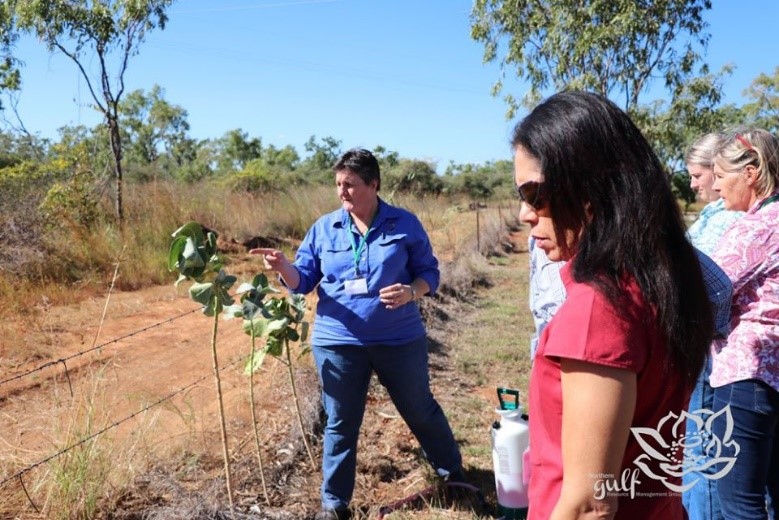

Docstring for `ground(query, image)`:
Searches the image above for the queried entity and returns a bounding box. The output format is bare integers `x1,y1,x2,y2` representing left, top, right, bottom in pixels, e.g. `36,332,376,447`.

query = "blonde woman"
710,129,779,520
682,132,742,520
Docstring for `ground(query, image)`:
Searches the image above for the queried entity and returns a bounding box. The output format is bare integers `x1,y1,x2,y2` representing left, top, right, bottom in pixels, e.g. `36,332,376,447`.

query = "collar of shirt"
749,190,779,215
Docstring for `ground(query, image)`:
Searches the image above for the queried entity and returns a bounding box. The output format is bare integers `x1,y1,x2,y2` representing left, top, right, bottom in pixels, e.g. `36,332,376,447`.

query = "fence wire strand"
0,356,242,490
0,307,201,388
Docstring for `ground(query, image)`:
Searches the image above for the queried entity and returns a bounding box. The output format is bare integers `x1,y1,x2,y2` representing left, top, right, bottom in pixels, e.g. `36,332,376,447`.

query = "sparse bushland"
0,166,515,313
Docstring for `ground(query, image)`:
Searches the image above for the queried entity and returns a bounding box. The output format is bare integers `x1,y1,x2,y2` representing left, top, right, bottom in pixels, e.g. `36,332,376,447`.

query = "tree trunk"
107,116,124,226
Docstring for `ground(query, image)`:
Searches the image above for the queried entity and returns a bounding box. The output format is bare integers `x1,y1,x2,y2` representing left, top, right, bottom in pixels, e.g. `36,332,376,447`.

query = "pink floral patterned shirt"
710,192,779,390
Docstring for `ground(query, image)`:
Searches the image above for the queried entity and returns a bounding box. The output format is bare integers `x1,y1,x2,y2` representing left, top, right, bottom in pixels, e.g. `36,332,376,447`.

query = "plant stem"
249,326,270,505
211,296,234,508
285,336,315,468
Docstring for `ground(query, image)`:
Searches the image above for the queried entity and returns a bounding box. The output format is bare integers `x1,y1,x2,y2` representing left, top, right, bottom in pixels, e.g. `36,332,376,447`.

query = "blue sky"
7,0,779,170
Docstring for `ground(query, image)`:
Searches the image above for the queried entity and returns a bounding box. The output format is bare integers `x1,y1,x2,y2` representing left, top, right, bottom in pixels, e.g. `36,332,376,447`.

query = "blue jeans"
312,336,462,510
712,380,779,520
683,356,724,520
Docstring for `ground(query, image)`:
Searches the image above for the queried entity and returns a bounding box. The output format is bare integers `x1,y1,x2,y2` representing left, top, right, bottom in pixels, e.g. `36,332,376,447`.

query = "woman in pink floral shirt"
710,128,779,520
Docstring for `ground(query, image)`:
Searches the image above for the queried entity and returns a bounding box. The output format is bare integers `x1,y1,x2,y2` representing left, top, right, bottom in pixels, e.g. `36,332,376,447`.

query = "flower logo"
630,406,740,492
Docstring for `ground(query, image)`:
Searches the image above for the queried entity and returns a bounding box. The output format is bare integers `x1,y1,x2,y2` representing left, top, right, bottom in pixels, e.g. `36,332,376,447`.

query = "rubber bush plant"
227,273,275,504
168,221,237,508
226,274,316,469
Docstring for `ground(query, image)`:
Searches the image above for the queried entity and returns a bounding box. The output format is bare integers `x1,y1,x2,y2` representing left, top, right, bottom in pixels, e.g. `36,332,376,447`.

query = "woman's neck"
350,200,379,233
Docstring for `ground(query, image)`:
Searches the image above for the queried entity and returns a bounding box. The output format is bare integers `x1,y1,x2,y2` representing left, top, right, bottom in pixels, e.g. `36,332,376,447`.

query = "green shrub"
384,159,443,195
40,168,105,229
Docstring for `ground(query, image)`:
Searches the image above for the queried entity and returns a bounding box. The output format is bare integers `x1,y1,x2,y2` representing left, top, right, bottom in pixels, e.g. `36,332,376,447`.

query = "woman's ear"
743,165,758,186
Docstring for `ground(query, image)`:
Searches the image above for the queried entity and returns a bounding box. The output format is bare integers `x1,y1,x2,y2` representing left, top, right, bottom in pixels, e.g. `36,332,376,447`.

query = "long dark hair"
512,90,712,386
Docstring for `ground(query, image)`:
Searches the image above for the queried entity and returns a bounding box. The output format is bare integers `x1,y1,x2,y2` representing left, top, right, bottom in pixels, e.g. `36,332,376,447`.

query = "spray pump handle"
497,387,520,410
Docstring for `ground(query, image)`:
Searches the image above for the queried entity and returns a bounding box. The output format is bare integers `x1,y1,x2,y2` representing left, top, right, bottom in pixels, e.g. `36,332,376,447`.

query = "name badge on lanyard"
346,213,375,296
345,277,368,295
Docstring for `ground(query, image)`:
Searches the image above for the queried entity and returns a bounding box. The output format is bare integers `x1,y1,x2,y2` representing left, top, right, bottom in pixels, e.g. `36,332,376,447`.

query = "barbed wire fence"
0,305,247,513
2,356,243,511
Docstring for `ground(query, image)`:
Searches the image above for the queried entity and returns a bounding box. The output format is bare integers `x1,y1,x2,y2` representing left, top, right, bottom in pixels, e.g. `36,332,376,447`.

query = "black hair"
511,90,713,386
333,148,381,191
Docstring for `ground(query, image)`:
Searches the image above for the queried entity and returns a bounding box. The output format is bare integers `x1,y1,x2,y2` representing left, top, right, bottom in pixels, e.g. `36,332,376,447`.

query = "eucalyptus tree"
14,0,175,225
632,66,743,172
303,135,342,172
743,67,779,133
470,0,713,117
384,159,443,196
119,84,190,180
214,128,263,174
630,66,746,208
373,145,400,169
262,143,300,171
0,129,48,167
0,0,20,114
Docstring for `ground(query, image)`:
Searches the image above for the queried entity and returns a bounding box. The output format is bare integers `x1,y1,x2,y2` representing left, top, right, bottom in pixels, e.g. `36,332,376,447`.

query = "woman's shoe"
314,507,350,520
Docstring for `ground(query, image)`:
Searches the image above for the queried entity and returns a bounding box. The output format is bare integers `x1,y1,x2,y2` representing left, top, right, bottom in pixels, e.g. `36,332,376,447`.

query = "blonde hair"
715,128,779,198
685,132,724,169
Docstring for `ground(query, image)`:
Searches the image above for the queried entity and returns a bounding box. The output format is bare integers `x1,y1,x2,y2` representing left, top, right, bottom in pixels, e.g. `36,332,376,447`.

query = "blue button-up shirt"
292,198,439,347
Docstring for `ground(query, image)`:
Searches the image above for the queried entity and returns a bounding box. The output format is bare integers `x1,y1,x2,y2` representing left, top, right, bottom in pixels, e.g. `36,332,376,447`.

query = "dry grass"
0,367,166,519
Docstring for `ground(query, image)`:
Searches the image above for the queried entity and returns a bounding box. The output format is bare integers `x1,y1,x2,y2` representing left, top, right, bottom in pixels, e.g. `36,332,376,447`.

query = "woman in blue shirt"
252,148,463,520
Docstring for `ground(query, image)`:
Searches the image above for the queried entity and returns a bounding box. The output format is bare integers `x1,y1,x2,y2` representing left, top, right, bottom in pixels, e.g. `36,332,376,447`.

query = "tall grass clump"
27,373,153,519
218,183,337,242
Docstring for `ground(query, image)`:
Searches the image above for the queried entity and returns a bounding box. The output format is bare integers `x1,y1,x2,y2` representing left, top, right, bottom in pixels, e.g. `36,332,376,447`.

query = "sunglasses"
515,180,550,210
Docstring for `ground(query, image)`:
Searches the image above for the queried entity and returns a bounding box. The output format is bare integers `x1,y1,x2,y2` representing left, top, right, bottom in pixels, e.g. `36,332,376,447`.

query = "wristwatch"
410,286,417,301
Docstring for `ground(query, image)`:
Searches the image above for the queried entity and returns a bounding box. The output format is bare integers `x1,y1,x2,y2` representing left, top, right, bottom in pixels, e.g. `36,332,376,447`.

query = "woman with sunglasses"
512,91,714,520
708,129,779,520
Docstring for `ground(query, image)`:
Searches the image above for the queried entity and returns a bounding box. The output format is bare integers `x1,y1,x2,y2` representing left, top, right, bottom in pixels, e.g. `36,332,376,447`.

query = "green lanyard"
348,213,377,276
757,193,779,211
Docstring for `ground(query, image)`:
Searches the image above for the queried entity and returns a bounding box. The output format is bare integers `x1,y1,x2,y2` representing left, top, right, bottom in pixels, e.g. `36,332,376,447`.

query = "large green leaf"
205,230,219,256
167,235,187,271
242,318,266,337
214,269,236,290
168,222,226,281
262,297,287,320
252,273,269,289
243,348,267,375
171,221,205,242
265,335,284,357
292,294,307,321
214,286,235,314
189,281,214,307
266,317,290,335
181,237,205,271
223,303,243,319
240,297,263,321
